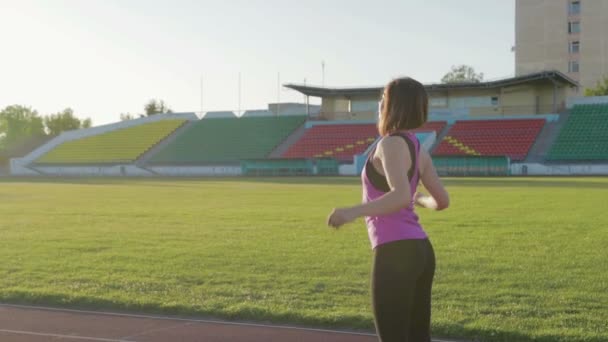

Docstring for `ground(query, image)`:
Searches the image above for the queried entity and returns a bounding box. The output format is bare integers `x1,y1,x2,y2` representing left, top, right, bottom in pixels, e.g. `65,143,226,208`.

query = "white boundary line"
0,328,134,342
0,303,460,342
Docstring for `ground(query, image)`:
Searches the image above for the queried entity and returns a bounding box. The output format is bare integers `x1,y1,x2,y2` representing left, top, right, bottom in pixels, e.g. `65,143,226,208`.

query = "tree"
82,118,92,128
441,65,484,84
585,77,608,96
119,113,144,121
144,99,172,116
43,108,92,136
0,105,45,150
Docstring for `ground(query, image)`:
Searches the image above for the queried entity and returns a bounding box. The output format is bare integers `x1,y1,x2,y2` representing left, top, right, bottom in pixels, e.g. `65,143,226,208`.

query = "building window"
570,41,580,54
491,97,499,106
569,60,580,73
430,97,447,107
568,21,581,34
569,1,581,15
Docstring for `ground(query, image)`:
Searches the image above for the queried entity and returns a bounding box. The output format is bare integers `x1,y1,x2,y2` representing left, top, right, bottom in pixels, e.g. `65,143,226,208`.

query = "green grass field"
1,177,607,342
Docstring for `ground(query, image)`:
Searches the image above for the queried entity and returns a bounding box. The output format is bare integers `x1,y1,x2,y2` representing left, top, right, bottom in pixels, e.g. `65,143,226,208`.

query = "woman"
327,77,450,342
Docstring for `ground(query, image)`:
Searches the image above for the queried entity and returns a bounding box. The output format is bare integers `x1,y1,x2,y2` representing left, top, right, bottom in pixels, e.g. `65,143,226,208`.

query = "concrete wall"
32,165,153,177
321,98,350,120
566,95,608,108
339,164,357,176
13,164,243,177
511,163,608,175
148,166,242,176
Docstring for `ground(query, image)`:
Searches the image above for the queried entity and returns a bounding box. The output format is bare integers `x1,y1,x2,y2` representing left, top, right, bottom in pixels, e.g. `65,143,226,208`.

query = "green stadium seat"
148,116,306,164
547,104,608,161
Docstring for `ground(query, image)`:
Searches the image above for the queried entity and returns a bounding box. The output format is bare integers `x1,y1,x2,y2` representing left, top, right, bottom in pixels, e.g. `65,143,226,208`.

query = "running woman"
327,77,450,342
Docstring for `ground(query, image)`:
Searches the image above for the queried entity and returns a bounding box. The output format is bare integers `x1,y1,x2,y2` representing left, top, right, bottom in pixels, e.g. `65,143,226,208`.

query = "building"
515,0,608,93
285,71,577,121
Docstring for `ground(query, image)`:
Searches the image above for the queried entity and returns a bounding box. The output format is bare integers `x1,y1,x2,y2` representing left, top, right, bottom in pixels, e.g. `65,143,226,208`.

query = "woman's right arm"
416,149,450,211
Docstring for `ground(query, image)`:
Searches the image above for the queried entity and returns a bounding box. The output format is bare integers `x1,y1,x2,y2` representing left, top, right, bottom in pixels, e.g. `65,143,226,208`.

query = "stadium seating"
412,121,447,135
282,121,446,161
283,124,378,161
433,119,545,161
547,104,608,160
148,116,306,164
36,119,186,164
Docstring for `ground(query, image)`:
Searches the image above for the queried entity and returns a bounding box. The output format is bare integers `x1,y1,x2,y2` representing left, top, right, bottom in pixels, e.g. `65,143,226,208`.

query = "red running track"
0,304,463,342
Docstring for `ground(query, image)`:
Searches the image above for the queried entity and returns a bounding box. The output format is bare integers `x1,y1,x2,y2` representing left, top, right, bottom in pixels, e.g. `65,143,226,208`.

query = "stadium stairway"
429,122,452,152
137,120,197,167
268,122,308,158
526,112,570,162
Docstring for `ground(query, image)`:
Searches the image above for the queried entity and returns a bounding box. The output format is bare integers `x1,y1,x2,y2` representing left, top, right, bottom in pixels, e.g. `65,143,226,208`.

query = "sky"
0,0,515,125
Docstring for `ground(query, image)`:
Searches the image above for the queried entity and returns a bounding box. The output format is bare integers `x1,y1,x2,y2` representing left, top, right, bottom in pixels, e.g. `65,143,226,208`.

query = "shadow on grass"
1,293,604,342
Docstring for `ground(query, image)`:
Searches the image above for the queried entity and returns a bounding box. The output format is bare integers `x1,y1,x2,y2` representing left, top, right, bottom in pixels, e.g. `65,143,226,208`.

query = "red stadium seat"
283,121,446,161
433,119,545,161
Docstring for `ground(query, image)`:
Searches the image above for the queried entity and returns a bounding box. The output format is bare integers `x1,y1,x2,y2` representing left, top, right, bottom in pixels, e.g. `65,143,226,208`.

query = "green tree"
584,77,608,96
119,113,144,121
144,99,173,116
441,65,484,84
144,99,172,116
0,105,45,150
43,108,92,136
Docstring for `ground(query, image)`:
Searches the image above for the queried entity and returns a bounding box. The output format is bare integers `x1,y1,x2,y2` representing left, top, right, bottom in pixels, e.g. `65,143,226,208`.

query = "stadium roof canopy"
284,70,579,97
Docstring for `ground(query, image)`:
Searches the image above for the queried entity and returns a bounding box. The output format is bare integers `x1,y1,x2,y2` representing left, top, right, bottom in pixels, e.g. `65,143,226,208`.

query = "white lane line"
0,328,134,342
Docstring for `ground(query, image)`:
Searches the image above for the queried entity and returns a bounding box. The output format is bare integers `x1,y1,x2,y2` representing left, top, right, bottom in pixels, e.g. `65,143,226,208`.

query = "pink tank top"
361,131,428,249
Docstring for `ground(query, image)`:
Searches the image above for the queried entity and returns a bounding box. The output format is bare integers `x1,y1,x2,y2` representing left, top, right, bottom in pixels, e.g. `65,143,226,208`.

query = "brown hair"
378,77,428,136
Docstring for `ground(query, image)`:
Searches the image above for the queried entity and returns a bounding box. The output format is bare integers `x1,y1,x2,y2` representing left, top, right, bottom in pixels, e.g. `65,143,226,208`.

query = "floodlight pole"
201,75,204,116
238,72,242,116
321,61,325,87
277,72,281,117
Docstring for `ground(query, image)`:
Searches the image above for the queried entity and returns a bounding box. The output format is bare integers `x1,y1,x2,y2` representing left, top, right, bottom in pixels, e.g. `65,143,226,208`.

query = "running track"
0,304,460,341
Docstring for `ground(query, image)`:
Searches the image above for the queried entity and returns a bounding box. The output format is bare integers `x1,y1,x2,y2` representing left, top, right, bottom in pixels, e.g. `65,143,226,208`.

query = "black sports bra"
365,133,418,192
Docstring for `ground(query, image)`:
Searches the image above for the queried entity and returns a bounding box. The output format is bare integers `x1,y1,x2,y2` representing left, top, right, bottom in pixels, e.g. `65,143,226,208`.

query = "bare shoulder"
376,135,410,161
377,135,407,152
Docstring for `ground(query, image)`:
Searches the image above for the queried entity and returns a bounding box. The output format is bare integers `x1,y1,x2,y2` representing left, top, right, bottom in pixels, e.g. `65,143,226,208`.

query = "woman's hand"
414,191,425,207
414,191,440,210
327,207,358,229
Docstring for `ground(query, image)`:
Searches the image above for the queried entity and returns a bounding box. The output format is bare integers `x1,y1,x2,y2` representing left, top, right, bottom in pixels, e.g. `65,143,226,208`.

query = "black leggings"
372,239,436,342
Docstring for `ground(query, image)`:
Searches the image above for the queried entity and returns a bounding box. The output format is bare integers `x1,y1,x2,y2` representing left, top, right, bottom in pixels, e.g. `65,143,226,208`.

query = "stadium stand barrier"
147,165,242,176
433,156,511,176
241,158,340,176
511,163,608,176
33,164,155,177
566,95,608,109
241,159,314,176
